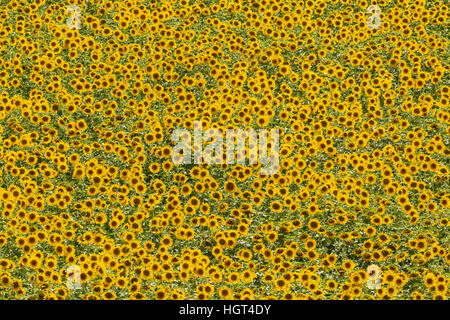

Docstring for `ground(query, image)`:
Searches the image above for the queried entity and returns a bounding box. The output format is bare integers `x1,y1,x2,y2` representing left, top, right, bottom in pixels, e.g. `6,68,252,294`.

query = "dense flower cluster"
0,0,449,300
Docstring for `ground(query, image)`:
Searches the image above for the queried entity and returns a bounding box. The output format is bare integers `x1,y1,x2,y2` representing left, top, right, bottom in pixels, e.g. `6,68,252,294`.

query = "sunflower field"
0,0,449,300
